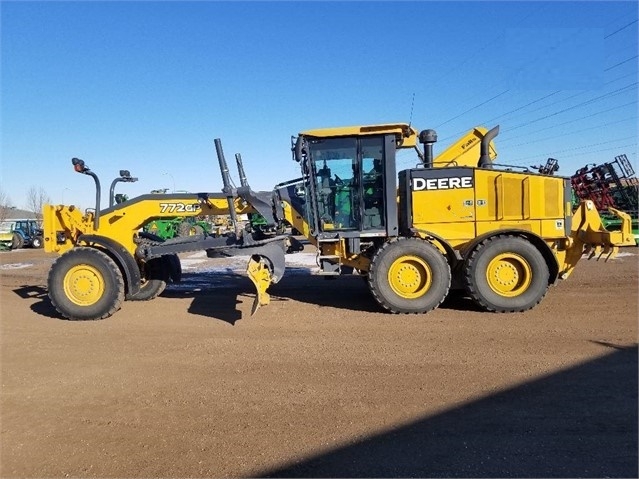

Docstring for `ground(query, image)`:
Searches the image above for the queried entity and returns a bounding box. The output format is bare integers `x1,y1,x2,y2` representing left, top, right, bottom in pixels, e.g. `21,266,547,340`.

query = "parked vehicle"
0,219,44,249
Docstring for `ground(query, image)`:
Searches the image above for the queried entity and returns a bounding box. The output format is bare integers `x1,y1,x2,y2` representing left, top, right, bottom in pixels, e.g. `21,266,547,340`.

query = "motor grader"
42,124,634,320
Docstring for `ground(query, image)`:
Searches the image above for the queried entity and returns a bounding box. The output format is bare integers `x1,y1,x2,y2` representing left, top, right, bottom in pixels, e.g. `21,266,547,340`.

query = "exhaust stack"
418,129,438,168
478,125,500,168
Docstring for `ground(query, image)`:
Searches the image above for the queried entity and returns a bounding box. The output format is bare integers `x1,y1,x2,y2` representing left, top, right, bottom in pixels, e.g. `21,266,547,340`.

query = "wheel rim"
387,255,432,299
485,253,532,297
63,264,105,306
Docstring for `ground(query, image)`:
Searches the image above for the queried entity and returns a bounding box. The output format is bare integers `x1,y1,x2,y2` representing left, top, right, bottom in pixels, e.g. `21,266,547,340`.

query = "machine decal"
411,176,473,191
159,203,201,214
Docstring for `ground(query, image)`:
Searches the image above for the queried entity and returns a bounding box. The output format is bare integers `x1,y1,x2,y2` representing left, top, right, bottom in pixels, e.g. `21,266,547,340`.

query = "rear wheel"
48,247,125,320
126,257,169,301
11,233,23,250
368,238,451,314
464,235,549,312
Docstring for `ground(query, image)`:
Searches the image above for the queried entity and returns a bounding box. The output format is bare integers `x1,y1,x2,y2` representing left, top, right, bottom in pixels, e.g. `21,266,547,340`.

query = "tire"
11,233,24,250
166,253,181,282
126,257,169,301
32,236,43,248
178,221,194,237
368,237,451,314
47,247,125,320
464,235,549,313
193,225,205,235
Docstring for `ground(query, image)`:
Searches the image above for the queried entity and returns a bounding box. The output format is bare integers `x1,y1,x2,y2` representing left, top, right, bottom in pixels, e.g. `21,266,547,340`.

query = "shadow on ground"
258,344,638,478
14,285,65,320
169,271,484,322
15,270,486,323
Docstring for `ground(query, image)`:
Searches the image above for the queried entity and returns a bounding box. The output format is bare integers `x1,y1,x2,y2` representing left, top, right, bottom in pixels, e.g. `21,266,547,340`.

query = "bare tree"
0,187,12,223
26,186,51,226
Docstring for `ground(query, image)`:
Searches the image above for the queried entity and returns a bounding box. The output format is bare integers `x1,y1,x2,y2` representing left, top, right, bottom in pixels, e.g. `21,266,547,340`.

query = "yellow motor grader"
42,124,634,320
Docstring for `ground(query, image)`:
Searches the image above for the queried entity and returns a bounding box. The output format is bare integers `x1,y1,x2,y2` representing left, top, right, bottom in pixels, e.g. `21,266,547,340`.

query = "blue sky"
1,1,637,210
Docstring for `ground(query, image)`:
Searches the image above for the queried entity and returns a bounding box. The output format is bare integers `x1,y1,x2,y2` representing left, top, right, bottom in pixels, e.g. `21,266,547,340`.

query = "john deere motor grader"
43,124,634,321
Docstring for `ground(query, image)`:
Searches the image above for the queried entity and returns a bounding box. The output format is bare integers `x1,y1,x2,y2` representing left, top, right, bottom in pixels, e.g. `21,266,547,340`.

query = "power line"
500,70,636,124
603,11,636,29
507,83,637,131
514,143,637,164
604,55,639,72
439,91,564,142
507,136,636,163
604,70,638,86
441,60,636,142
437,19,638,141
431,7,580,129
483,91,562,124
498,99,638,143
435,90,511,129
505,117,637,148
604,19,638,39
424,4,550,95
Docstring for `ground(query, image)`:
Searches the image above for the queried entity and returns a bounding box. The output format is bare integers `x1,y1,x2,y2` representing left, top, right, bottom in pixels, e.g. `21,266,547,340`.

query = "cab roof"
299,123,419,148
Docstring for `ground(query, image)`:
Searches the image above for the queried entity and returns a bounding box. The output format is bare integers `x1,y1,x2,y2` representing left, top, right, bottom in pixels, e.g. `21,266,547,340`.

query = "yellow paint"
485,252,532,297
63,264,105,306
387,255,432,299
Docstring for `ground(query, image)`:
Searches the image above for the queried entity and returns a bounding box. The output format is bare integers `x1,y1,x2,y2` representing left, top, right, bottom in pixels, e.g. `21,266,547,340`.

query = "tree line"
0,186,51,225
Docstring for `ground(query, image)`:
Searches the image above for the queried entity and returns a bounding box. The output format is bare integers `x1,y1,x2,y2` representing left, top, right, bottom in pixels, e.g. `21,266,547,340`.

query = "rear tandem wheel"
464,235,549,312
47,247,125,320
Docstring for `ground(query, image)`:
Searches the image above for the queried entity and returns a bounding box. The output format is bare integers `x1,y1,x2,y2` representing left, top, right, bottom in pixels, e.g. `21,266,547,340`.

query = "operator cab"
307,136,386,232
294,124,417,240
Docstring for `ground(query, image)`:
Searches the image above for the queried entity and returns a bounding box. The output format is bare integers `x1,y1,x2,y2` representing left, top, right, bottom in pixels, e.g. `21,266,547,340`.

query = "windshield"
303,135,387,234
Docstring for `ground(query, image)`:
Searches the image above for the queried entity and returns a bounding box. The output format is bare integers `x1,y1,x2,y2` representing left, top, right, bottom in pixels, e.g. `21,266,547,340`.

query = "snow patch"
180,251,319,273
611,251,635,259
0,263,32,270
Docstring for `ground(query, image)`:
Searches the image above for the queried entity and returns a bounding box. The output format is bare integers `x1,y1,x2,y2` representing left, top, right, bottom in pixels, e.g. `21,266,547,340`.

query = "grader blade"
246,255,272,316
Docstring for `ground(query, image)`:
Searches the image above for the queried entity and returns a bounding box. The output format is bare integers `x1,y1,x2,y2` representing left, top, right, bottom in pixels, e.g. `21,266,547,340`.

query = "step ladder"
317,237,341,275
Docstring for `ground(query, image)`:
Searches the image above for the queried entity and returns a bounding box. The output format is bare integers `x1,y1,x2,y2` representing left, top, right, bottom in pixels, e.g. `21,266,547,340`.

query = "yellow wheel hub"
63,264,105,306
388,255,432,299
486,253,532,297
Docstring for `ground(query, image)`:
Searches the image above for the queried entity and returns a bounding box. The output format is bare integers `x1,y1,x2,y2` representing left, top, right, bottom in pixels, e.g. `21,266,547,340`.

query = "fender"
77,234,142,296
409,227,461,266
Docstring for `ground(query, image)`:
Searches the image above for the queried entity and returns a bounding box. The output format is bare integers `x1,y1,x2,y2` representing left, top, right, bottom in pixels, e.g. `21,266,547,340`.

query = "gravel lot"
1,246,637,478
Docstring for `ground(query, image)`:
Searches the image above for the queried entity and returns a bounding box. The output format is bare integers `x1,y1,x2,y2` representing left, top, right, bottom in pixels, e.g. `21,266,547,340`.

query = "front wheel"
368,238,451,314
48,247,125,320
464,235,549,312
31,236,43,248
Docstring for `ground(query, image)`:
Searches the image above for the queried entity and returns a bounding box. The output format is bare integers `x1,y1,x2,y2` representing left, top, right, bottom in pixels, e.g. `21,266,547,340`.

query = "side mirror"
293,136,307,163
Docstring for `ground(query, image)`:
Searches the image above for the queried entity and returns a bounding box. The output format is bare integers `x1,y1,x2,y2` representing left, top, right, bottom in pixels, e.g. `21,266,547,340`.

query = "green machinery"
143,217,212,240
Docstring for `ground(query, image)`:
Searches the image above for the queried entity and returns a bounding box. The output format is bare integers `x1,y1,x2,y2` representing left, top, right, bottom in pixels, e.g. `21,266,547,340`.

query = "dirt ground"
1,245,637,478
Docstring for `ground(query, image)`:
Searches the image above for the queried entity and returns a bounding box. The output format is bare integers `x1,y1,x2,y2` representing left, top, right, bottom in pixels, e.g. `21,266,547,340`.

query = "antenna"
408,92,416,128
